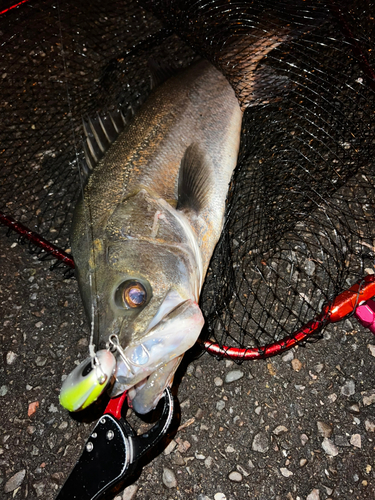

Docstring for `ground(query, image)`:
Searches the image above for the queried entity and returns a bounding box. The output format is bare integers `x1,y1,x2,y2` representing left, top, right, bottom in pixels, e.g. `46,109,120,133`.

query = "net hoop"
202,275,375,359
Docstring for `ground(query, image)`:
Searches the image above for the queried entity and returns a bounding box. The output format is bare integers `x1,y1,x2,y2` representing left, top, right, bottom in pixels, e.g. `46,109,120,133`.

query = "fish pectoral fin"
177,143,213,214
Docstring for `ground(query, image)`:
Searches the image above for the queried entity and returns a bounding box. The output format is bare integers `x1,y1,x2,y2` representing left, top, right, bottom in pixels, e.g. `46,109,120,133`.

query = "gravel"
4,470,26,493
164,440,177,455
291,358,303,371
321,437,339,457
280,467,293,477
216,400,225,411
341,379,356,396
306,489,320,500
335,435,350,447
0,385,8,397
33,481,45,497
316,421,333,438
273,425,288,435
350,433,362,448
300,433,309,446
6,351,17,365
282,351,294,362
224,370,244,383
362,390,375,406
228,471,242,482
114,485,138,500
252,432,269,453
162,467,177,488
214,494,226,500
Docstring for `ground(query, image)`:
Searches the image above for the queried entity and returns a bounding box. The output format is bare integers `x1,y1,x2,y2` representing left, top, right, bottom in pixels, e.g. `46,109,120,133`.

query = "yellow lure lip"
59,350,116,412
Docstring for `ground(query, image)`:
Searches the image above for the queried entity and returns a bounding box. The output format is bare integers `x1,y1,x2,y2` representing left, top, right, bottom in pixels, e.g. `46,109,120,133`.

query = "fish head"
71,188,204,413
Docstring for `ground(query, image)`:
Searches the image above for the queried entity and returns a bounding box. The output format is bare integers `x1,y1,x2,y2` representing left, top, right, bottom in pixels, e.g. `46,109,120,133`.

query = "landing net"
1,0,374,360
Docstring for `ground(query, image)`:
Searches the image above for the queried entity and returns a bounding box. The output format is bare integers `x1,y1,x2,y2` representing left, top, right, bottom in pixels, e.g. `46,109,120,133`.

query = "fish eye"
123,282,147,308
115,280,150,310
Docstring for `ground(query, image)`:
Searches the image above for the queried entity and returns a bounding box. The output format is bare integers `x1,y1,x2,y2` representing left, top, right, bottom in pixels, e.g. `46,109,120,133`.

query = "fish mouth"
108,296,205,414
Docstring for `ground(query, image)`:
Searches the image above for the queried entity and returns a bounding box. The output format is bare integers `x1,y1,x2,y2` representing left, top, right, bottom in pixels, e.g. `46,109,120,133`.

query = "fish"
70,42,285,413
70,59,241,414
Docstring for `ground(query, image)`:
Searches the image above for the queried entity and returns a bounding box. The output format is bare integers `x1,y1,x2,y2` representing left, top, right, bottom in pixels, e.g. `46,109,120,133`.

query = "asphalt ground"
1,232,375,500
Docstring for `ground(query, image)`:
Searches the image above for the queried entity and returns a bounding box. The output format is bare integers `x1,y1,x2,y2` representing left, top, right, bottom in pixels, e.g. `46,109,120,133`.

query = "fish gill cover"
0,0,374,356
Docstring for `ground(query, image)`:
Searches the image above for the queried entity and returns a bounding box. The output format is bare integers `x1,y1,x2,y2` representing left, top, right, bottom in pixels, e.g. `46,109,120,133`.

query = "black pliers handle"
56,388,174,500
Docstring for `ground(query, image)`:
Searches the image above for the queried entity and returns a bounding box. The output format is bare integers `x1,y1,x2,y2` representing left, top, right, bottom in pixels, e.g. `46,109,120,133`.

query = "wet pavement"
1,234,375,500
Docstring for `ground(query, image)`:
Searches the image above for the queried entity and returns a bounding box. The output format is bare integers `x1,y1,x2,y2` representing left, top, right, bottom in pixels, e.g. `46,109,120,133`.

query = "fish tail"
218,24,291,111
147,0,328,110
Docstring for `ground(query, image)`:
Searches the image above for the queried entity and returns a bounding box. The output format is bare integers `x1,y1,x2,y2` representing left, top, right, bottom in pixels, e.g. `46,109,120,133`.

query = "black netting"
1,0,374,357
0,0,196,247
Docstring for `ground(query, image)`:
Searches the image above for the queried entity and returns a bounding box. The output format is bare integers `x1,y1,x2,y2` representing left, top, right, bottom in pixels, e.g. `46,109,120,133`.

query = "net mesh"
1,0,374,358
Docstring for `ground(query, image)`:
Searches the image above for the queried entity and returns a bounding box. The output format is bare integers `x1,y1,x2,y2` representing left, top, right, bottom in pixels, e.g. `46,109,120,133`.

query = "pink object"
354,299,375,334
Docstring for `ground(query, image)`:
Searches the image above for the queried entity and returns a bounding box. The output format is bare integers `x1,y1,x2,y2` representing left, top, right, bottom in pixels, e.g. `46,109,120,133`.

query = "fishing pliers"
56,388,174,500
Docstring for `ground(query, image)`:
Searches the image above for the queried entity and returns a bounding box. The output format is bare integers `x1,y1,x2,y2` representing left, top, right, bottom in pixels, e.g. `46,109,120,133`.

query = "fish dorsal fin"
82,108,132,176
148,58,179,90
177,144,212,214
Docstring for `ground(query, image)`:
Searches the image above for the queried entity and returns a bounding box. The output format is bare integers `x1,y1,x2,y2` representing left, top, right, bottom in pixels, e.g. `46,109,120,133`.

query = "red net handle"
0,0,30,17
0,212,75,269
203,275,375,360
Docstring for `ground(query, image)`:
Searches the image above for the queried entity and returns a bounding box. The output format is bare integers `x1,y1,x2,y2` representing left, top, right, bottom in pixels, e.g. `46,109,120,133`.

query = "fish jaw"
109,298,205,414
129,356,182,414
